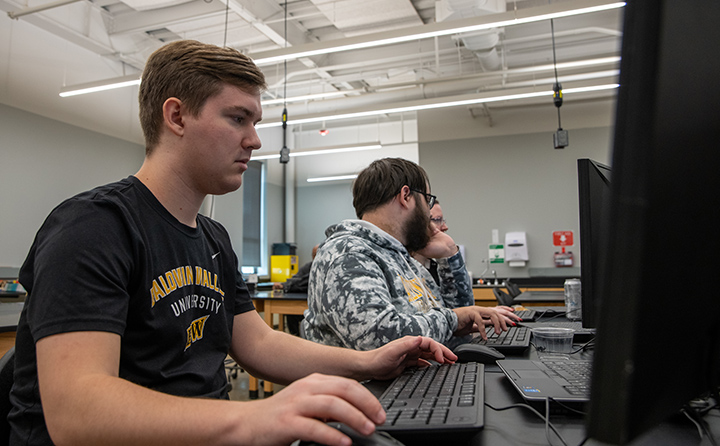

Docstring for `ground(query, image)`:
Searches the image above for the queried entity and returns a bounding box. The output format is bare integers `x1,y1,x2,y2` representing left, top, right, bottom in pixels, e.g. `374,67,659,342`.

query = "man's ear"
397,185,413,210
162,97,185,137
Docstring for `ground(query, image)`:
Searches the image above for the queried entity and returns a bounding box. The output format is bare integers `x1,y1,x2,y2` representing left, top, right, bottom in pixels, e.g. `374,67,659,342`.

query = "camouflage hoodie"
303,219,474,350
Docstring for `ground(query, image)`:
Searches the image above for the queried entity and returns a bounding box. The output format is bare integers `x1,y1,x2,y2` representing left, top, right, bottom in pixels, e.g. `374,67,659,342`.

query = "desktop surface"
514,290,565,303
363,313,719,446
251,290,308,299
0,302,23,332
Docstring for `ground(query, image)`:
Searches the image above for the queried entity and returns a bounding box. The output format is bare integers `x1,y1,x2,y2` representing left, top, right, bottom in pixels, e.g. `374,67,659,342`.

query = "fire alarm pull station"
553,231,574,267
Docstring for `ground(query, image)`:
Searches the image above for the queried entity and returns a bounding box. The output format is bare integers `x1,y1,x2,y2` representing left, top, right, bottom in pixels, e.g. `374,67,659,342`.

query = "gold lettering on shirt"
185,315,209,350
399,276,439,312
150,265,224,308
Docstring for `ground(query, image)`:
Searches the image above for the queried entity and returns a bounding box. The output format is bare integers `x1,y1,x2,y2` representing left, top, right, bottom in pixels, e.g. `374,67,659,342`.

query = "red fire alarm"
553,231,574,267
553,230,574,247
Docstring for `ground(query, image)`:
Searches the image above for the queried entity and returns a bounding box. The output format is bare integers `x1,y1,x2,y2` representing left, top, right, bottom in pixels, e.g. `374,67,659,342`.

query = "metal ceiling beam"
108,0,226,35
6,0,81,19
1,0,116,55
249,0,624,64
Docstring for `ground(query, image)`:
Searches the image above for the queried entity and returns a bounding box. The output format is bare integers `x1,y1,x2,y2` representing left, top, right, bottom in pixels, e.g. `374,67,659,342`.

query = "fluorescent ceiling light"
58,1,624,98
307,174,358,183
59,74,141,97
510,56,621,74
58,74,354,101
256,83,620,129
252,143,381,160
251,1,626,65
262,90,359,106
564,84,619,94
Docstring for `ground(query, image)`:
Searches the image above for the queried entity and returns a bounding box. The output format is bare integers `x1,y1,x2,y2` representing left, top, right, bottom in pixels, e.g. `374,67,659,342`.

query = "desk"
0,291,25,299
473,286,565,307
0,302,23,357
363,315,718,446
513,290,565,305
0,302,23,333
252,291,309,333
249,291,308,397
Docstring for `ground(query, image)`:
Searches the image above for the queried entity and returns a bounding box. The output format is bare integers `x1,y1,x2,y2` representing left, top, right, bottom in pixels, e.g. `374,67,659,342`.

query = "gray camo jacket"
302,220,474,350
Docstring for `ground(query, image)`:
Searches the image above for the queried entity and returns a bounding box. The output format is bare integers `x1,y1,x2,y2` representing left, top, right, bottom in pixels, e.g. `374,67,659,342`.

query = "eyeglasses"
430,217,447,226
410,188,436,209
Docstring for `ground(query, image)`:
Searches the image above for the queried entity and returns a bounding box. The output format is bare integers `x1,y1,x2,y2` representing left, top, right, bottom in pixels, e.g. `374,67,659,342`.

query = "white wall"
288,119,420,265
0,14,145,145
291,95,617,278
2,88,618,282
421,127,612,279
0,103,145,267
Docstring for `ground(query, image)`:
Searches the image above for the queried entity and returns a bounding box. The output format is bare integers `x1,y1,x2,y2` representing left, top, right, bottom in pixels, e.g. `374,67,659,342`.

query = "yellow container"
270,254,298,282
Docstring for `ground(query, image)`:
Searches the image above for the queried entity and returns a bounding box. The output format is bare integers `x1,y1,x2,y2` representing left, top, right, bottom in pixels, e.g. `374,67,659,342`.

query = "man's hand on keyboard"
452,306,509,339
364,336,457,381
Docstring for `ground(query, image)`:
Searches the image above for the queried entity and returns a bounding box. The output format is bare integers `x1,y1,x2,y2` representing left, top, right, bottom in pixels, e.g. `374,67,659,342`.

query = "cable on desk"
485,400,569,446
682,393,720,446
545,397,569,446
569,339,595,355
532,309,556,319
526,340,594,357
540,312,568,322
549,397,587,417
683,409,710,445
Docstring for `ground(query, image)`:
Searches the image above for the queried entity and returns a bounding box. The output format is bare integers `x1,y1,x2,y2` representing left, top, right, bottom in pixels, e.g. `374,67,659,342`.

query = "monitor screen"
576,159,611,329
586,1,720,444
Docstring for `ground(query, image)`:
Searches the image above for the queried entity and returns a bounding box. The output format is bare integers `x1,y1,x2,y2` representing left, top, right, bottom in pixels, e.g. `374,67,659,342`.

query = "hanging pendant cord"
551,19,563,129
222,1,230,48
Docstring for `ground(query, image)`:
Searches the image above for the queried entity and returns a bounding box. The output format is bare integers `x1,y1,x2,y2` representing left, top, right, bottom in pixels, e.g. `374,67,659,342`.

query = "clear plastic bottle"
564,278,582,321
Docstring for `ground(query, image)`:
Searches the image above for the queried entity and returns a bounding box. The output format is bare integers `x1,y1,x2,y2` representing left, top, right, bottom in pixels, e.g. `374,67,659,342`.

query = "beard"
404,203,432,253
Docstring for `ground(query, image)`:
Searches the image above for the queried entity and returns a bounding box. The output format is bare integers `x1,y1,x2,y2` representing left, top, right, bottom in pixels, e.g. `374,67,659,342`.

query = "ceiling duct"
119,0,194,12
309,0,422,37
437,0,506,71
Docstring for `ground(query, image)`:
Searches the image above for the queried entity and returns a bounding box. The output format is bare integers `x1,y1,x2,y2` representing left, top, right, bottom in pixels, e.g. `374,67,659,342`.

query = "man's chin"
209,178,243,196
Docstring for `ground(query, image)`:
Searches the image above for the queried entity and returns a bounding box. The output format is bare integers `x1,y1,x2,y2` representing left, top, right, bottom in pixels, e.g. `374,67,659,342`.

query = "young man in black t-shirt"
9,40,455,446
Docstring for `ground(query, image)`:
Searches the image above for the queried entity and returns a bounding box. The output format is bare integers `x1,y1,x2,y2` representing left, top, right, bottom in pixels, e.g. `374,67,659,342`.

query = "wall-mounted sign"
489,244,505,263
553,230,574,247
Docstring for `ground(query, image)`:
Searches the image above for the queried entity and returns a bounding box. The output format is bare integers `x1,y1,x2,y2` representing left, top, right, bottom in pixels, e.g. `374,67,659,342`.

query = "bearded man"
303,158,518,350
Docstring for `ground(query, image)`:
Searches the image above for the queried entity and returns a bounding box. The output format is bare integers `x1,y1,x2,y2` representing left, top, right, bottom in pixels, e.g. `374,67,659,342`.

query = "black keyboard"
469,325,531,352
541,359,592,397
378,362,485,434
514,309,538,321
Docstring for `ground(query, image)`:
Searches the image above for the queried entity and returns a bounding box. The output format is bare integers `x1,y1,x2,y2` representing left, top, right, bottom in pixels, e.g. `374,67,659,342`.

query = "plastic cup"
531,327,574,353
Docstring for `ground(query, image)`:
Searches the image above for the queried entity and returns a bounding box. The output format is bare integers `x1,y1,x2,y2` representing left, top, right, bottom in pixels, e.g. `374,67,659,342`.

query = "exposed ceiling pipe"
264,26,621,91
270,54,620,101
267,69,619,120
437,0,506,72
503,26,623,45
7,0,82,19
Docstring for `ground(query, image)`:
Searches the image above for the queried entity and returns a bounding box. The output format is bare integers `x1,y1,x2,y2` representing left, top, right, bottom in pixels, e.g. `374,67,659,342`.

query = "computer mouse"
296,422,406,446
453,343,505,364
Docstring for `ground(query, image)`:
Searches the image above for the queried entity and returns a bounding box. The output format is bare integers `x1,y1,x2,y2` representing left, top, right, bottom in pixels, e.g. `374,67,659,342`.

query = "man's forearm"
45,374,256,446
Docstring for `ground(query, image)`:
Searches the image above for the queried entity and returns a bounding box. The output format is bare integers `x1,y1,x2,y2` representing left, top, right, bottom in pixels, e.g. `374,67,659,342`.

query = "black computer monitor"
576,159,611,329
586,1,720,444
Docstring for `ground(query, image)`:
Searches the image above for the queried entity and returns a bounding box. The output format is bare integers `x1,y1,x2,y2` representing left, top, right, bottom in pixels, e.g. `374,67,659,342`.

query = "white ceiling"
0,0,623,147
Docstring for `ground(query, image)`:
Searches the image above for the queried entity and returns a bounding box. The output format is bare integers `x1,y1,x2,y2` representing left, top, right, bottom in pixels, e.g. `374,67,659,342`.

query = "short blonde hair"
139,40,266,153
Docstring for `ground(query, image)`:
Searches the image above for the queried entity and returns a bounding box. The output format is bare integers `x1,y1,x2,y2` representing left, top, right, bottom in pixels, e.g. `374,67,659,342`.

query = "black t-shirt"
9,176,255,445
